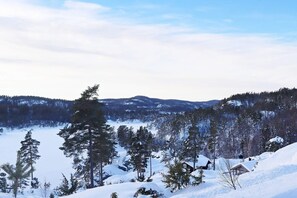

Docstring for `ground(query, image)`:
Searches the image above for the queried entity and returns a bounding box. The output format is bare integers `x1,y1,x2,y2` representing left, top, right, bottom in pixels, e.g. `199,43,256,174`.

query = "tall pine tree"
19,129,40,180
128,126,153,181
208,119,218,170
58,85,116,188
182,122,203,169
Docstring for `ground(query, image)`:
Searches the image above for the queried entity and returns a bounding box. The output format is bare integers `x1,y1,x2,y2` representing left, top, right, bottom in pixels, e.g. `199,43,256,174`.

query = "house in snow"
182,155,212,173
230,159,257,175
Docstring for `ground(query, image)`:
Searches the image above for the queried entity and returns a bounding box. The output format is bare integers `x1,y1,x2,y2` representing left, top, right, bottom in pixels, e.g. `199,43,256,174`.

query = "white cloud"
0,0,296,101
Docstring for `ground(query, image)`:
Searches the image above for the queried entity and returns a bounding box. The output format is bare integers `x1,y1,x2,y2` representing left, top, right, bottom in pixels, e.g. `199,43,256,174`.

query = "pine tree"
19,129,40,180
0,172,7,193
208,119,218,170
182,122,202,169
191,169,204,186
2,151,32,198
128,126,153,181
117,125,133,148
58,85,116,188
162,160,191,192
55,173,78,196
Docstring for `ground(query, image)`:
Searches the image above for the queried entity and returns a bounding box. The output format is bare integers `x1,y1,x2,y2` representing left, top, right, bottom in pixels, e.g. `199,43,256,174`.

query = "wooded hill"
0,95,217,128
153,88,297,159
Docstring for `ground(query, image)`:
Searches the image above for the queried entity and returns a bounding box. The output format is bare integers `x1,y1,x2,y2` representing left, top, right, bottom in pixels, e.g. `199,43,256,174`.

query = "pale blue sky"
0,0,297,101
75,0,297,35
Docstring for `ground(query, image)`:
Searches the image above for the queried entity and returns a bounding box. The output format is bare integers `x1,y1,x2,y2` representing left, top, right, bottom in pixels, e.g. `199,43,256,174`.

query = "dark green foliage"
0,172,7,193
1,151,32,198
110,192,118,198
133,187,164,198
19,129,40,180
162,160,191,192
58,85,116,188
117,125,133,148
30,177,39,189
55,174,78,196
182,123,203,168
128,126,153,181
191,169,204,186
0,96,71,128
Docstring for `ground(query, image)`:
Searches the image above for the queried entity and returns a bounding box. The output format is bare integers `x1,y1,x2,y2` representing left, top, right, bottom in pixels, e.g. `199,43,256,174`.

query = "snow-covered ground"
0,123,297,198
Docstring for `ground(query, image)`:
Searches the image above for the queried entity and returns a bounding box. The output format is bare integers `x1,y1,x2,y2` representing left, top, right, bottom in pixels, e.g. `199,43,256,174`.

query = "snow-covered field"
0,122,297,198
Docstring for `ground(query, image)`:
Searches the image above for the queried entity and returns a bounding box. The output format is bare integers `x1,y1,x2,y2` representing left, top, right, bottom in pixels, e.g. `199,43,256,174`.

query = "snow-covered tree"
19,129,40,180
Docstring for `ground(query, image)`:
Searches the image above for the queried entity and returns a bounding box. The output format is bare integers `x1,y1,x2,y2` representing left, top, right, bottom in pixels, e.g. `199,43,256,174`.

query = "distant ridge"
0,95,218,127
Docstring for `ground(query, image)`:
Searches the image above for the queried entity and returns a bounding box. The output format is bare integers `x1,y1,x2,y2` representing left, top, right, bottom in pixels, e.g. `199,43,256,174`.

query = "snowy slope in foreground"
66,143,297,198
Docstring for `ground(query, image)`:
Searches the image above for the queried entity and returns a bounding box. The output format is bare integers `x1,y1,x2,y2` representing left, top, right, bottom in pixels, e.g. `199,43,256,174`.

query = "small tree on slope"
162,160,204,192
219,159,241,190
162,160,191,192
2,151,32,198
55,173,78,196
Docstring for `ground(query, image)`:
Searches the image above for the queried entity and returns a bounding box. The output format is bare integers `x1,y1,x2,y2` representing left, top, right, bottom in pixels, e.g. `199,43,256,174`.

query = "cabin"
182,155,212,173
230,160,257,175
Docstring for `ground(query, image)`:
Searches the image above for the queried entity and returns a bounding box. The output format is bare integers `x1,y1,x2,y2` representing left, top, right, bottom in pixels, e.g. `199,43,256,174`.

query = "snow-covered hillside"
65,143,297,198
0,123,297,198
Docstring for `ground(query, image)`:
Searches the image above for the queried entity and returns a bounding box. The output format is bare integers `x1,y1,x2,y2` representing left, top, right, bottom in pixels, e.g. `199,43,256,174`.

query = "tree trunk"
149,155,152,177
99,161,103,186
88,128,94,188
30,147,33,180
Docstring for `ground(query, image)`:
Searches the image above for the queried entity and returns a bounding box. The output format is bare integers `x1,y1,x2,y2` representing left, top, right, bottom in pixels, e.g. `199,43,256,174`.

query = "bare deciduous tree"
218,159,241,190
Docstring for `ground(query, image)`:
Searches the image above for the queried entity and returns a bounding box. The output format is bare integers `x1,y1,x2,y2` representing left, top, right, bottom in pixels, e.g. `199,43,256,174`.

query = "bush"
133,187,163,198
54,174,78,196
162,160,190,192
110,192,118,198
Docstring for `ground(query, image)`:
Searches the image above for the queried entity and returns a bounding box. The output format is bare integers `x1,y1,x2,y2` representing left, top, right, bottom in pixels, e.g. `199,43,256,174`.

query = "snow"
260,110,276,118
0,123,297,198
268,136,284,144
64,142,297,198
231,160,257,172
227,100,242,107
184,155,211,168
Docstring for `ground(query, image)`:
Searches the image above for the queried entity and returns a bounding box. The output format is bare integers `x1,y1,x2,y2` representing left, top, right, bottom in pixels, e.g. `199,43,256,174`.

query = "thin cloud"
0,0,296,101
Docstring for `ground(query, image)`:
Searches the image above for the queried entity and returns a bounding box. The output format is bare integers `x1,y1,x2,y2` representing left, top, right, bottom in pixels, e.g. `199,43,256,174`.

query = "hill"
0,95,217,128
152,87,297,159
64,141,297,198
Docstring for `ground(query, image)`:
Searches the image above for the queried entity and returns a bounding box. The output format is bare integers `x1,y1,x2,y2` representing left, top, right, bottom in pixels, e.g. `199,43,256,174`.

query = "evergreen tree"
117,125,133,148
55,173,78,196
58,85,116,188
0,172,7,193
191,169,204,186
128,126,153,181
162,160,191,192
208,119,218,170
19,129,40,180
1,151,32,198
182,122,202,169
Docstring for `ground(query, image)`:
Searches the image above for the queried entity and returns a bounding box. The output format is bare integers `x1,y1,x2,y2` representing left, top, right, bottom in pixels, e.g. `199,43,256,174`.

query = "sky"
0,0,297,101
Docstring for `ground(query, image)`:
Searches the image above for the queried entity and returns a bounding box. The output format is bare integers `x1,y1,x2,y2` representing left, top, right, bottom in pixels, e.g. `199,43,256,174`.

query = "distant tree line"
0,95,211,128
153,88,297,161
0,96,72,128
